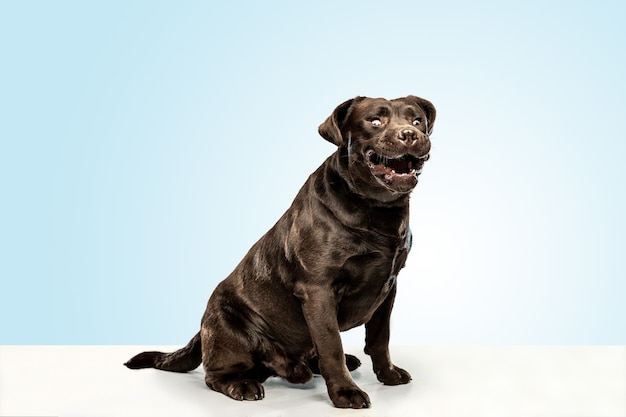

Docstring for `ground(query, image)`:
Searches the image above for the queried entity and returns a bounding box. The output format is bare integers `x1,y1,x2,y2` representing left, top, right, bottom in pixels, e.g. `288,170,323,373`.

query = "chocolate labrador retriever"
125,95,436,408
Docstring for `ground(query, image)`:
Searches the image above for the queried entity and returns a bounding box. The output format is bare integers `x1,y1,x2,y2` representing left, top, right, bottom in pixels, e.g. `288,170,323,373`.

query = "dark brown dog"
125,95,436,408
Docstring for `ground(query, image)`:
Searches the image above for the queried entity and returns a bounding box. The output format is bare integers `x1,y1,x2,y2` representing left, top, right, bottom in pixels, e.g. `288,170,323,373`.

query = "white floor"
0,345,624,417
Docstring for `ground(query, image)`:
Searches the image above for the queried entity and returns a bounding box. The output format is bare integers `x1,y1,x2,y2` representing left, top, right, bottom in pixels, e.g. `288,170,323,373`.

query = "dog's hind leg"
200,323,272,401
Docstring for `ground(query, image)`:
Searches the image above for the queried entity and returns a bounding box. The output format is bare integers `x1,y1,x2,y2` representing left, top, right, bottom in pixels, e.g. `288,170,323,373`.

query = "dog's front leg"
296,284,371,409
364,285,412,385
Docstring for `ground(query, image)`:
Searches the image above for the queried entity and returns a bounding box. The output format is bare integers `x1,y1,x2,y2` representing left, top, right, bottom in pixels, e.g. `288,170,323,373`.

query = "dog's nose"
398,129,417,142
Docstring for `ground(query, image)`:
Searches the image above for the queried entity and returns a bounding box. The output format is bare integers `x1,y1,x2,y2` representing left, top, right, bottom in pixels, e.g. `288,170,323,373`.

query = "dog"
125,95,436,408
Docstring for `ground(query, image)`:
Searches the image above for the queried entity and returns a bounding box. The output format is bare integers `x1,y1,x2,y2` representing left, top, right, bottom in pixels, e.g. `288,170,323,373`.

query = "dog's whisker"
347,132,353,159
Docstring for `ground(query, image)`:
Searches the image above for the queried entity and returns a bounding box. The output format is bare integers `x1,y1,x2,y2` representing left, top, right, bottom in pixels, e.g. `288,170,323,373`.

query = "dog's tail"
124,331,202,373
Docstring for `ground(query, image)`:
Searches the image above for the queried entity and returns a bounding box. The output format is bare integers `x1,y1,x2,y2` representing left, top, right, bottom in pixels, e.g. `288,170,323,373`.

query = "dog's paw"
345,354,362,371
224,379,265,401
284,361,314,384
308,354,362,374
375,365,412,385
329,386,371,409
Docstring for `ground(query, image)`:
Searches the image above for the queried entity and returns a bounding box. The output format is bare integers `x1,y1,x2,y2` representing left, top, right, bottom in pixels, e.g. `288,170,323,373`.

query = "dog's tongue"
369,152,414,175
370,162,394,175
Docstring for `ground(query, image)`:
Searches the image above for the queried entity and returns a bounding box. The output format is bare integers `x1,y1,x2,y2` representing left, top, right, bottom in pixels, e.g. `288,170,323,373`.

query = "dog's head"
319,96,436,200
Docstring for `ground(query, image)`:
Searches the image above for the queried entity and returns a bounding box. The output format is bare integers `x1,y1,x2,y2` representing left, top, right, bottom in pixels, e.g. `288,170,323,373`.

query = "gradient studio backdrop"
1,1,624,345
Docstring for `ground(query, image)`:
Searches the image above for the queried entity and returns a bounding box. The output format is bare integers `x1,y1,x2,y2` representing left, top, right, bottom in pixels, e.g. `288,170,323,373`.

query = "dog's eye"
371,118,382,127
412,118,422,126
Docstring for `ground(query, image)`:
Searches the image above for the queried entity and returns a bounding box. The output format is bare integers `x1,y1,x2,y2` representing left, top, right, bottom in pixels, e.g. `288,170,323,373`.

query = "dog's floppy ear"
406,95,436,135
318,96,365,146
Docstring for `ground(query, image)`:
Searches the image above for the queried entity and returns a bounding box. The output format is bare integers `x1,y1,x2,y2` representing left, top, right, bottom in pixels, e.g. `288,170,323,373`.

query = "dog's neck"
316,152,411,241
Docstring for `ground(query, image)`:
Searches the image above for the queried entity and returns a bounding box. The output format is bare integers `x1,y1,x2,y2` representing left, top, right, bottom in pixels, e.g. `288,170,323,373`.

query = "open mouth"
365,149,429,180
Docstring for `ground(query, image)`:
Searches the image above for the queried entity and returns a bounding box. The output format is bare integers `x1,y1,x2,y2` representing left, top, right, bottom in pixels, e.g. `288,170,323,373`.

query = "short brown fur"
125,96,436,408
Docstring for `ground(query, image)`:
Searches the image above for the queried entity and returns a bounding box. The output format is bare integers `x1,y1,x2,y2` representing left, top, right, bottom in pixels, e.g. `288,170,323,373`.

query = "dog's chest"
349,224,411,280
336,227,412,329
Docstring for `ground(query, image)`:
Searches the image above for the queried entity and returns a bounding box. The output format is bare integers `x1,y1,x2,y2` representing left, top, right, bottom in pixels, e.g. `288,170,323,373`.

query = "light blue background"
1,1,624,345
